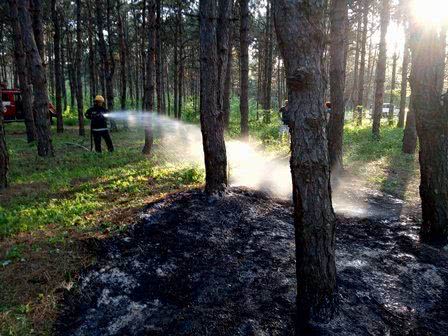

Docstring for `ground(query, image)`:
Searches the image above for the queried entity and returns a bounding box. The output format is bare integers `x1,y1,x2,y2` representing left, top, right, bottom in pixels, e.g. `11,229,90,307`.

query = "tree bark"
328,0,348,176
199,0,228,194
0,90,8,189
223,40,232,130
18,0,54,157
402,96,417,154
356,0,370,125
410,24,448,244
75,0,85,136
155,0,163,113
397,30,410,128
30,0,44,60
351,7,362,110
118,0,127,112
372,0,390,139
142,0,155,155
262,3,273,123
87,2,96,103
388,52,398,125
9,0,36,143
239,0,249,139
273,0,336,326
51,0,63,133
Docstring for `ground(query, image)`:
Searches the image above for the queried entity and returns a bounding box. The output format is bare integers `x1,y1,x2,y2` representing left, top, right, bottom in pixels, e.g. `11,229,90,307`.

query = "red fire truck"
1,83,56,122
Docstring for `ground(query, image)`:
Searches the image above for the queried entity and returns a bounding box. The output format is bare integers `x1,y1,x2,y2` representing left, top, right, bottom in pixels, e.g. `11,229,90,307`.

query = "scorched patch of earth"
56,188,448,336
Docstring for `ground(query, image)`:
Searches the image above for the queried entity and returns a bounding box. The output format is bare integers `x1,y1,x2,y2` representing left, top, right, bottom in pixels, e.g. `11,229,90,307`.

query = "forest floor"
0,118,421,335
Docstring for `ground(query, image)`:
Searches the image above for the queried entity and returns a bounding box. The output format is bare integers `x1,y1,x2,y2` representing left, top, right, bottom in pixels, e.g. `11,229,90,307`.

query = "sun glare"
411,0,448,26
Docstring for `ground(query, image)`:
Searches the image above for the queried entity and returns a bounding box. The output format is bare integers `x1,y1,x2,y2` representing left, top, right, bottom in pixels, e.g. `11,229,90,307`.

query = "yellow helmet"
94,95,105,104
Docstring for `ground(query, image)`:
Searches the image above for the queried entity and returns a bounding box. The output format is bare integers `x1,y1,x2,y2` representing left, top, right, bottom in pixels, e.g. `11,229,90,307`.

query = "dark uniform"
280,106,290,126
85,105,114,153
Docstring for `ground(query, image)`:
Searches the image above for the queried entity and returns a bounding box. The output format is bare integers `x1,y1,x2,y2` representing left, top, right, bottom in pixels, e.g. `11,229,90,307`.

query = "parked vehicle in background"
382,103,395,118
0,83,56,122
368,103,397,119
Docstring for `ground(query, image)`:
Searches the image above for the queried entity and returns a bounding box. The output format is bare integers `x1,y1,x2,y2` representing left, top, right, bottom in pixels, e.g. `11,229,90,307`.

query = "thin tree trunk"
0,90,8,189
328,0,348,175
61,33,67,111
173,17,179,118
88,3,96,103
356,0,369,125
372,0,390,139
223,40,232,129
30,0,44,59
18,0,54,157
388,52,398,125
402,96,417,154
118,1,127,113
9,0,36,142
239,0,249,138
262,3,273,123
105,0,117,131
142,0,155,155
351,9,362,110
397,30,410,128
51,0,63,133
155,0,162,113
410,24,448,244
75,0,85,136
273,0,336,326
199,0,229,194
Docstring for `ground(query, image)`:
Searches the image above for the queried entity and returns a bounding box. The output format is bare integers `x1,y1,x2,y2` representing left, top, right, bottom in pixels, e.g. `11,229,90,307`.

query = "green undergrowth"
1,123,204,238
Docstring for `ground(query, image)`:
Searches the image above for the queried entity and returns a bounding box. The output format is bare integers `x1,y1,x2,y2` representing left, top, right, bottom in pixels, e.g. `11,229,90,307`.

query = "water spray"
104,110,371,216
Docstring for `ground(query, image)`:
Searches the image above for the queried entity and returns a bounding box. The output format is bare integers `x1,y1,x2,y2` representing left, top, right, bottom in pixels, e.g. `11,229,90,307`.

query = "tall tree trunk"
75,0,85,136
410,23,448,244
18,0,54,157
51,0,63,133
402,96,417,154
155,0,163,113
9,0,36,142
351,8,362,110
66,33,76,109
199,0,229,194
118,1,127,112
397,30,410,128
60,33,67,111
273,0,336,326
239,0,249,139
372,0,390,139
142,0,155,155
410,24,448,244
328,0,348,175
262,3,273,123
30,0,44,60
223,40,232,129
388,52,398,125
356,0,369,126
105,0,117,131
177,5,184,119
0,90,8,189
87,3,96,103
173,14,179,118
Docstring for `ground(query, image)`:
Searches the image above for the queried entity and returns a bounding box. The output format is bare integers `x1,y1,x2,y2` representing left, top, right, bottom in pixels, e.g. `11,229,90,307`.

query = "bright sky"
411,0,448,26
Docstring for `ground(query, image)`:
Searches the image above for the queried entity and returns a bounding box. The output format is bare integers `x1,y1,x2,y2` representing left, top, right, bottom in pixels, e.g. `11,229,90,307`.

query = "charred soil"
56,188,448,336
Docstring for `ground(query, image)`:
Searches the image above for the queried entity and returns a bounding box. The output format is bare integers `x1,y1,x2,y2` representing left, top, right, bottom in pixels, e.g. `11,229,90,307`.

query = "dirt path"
56,188,448,336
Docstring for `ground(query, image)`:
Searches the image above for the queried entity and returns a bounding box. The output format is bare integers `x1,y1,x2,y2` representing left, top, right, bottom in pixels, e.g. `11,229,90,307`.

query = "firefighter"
278,100,290,141
85,95,114,153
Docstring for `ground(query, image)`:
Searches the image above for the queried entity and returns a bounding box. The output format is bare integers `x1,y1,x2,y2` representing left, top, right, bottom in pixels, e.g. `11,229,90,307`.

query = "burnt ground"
56,187,448,336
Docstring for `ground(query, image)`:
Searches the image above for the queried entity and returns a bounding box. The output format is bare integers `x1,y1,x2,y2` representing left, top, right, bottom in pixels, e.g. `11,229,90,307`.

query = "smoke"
105,111,373,216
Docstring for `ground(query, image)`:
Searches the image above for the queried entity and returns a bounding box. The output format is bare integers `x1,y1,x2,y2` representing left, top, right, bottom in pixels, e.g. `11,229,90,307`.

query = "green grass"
1,123,204,238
